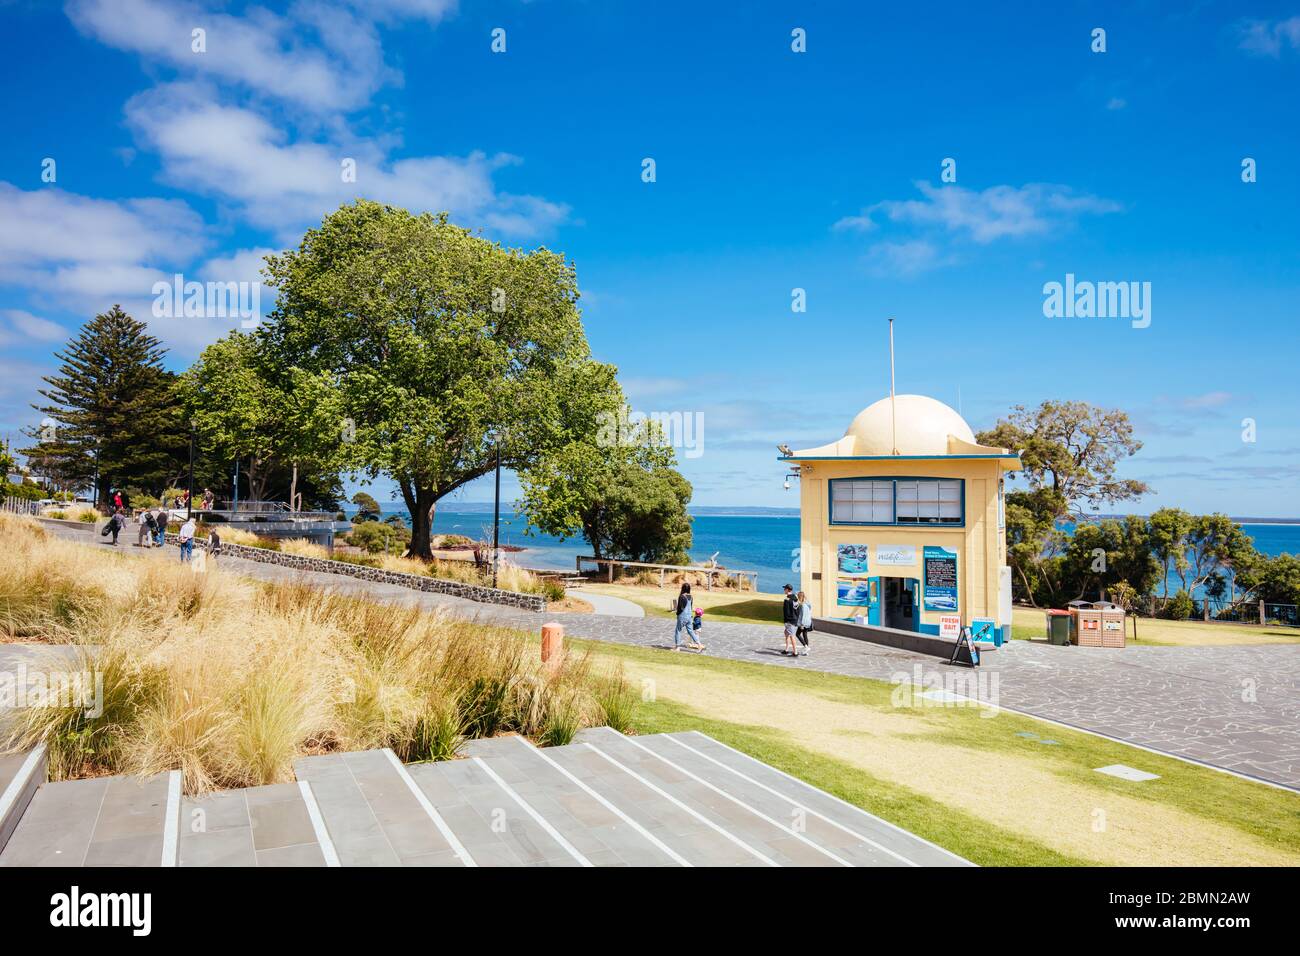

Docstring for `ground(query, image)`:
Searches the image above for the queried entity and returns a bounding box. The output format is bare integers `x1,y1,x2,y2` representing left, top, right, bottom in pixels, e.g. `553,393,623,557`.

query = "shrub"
1,481,43,502
1165,590,1194,621
541,578,567,603
46,510,65,520
347,520,409,554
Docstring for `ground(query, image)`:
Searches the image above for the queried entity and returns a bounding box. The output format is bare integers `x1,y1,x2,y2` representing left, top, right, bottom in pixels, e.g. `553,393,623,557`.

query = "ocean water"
395,509,1300,596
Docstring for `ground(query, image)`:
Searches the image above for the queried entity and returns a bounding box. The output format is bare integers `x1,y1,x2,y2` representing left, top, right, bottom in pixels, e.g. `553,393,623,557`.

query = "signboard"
874,544,917,567
837,578,871,607
836,544,870,576
923,546,959,612
970,618,998,646
938,614,961,638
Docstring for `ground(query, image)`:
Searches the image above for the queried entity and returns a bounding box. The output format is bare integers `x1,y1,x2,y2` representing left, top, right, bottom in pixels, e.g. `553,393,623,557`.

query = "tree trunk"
403,482,437,559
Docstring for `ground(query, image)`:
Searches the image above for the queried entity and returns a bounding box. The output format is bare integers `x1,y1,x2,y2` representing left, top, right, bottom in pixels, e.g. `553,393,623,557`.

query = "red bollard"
541,622,564,664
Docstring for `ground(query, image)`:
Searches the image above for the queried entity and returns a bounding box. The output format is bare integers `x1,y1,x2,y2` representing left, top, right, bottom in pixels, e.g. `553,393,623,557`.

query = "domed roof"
785,393,1018,464
844,394,974,456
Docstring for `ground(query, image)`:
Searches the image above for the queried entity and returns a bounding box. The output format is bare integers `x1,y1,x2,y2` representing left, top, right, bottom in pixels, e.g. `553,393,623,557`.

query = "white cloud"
836,181,1122,245
0,183,206,274
1238,17,1300,57
0,182,253,358
125,83,569,239
1,310,67,342
65,0,436,113
864,239,946,277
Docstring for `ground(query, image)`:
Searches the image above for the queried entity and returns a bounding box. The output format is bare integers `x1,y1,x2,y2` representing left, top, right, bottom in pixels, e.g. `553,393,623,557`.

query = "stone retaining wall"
167,533,547,612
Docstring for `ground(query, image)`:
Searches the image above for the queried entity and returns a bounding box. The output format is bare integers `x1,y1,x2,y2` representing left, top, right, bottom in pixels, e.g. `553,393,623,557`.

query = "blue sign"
923,546,958,612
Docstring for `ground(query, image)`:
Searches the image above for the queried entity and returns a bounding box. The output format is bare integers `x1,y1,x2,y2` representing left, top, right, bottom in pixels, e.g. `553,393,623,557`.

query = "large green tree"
979,401,1151,605
181,332,340,508
1145,509,1256,598
521,399,694,563
977,401,1150,514
260,200,616,557
25,306,185,505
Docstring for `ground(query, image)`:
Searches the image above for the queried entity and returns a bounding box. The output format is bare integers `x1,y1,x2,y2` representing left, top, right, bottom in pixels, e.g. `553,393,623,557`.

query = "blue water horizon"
364,505,1300,596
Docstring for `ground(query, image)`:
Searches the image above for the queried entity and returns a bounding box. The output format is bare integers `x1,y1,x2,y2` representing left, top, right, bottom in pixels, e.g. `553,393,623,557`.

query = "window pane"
833,482,852,501
918,499,939,518
872,481,892,501
873,501,894,522
939,480,961,501
896,481,918,502
940,501,961,519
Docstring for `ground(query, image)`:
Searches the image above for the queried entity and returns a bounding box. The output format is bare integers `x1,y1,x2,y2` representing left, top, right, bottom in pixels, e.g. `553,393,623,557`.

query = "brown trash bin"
1068,600,1126,647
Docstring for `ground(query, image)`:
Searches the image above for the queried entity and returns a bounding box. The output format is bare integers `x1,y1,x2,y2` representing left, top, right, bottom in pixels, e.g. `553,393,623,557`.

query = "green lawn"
573,636,1300,867
582,582,784,625
584,584,1300,646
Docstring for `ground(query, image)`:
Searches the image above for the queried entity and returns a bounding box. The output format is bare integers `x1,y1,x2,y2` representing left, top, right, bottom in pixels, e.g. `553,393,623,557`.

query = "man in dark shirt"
782,584,799,656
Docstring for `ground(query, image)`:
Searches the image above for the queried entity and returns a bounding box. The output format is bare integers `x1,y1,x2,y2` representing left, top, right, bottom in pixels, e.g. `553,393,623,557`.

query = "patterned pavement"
37,522,1300,791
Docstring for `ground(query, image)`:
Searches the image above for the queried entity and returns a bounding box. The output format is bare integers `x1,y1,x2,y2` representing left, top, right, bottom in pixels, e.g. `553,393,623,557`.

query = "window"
831,479,894,523
896,480,962,524
830,478,964,526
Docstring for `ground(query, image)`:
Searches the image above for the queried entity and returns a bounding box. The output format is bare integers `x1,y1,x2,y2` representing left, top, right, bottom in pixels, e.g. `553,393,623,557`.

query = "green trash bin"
1046,609,1071,645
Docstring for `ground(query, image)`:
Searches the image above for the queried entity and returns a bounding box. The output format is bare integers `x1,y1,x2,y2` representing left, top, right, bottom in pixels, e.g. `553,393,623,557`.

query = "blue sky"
1,0,1298,515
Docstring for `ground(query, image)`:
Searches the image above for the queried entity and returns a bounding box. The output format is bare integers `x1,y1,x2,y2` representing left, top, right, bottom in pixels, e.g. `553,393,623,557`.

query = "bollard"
541,622,564,664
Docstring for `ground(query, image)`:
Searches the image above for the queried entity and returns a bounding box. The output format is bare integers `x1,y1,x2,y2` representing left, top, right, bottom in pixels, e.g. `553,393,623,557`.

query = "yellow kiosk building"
781,394,1022,644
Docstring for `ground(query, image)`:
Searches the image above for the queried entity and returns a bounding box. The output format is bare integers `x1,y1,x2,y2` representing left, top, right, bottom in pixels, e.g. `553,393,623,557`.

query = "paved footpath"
37,522,1300,791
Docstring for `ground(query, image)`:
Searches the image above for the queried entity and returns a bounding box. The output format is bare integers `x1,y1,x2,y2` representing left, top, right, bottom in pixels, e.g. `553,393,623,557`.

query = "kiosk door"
866,577,881,625
883,577,920,631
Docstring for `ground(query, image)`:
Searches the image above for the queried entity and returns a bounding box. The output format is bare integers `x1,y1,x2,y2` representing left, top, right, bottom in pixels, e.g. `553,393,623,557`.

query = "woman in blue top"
672,583,700,651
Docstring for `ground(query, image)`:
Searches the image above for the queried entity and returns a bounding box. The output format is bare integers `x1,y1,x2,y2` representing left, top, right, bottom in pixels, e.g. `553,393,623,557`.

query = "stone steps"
0,731,971,867
0,746,46,855
0,769,176,867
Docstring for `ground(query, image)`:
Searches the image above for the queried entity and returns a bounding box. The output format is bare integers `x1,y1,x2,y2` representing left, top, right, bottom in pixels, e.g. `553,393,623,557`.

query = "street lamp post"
492,438,502,589
186,422,196,521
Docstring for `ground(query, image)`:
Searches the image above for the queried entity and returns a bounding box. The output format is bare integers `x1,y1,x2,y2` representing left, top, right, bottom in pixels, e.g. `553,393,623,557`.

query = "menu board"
923,546,958,612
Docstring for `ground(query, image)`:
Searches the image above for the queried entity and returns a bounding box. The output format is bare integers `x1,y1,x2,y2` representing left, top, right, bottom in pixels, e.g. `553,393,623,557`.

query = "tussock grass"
0,514,626,793
279,538,331,560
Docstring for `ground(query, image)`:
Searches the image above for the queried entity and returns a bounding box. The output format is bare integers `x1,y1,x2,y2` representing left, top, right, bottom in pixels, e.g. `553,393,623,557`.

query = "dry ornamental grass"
0,515,630,794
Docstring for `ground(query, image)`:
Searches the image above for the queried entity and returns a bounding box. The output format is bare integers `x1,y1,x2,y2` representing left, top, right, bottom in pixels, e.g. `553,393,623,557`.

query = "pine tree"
23,306,185,504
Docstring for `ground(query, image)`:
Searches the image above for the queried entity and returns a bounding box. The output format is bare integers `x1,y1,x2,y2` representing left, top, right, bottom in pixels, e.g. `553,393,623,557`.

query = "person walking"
672,583,701,651
153,507,168,546
107,509,125,546
178,516,196,562
781,584,800,656
137,510,154,548
207,527,222,561
795,591,813,656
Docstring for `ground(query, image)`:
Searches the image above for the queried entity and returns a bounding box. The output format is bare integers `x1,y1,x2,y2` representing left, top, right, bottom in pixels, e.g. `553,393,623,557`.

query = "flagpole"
889,317,899,455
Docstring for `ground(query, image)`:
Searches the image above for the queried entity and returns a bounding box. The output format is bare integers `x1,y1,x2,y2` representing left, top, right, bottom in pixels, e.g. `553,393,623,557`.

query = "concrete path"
0,730,969,867
568,588,644,617
31,520,1300,791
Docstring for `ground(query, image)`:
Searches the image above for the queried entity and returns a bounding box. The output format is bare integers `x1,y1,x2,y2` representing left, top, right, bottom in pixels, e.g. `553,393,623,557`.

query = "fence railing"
1,496,40,516
1145,593,1299,628
575,555,758,590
